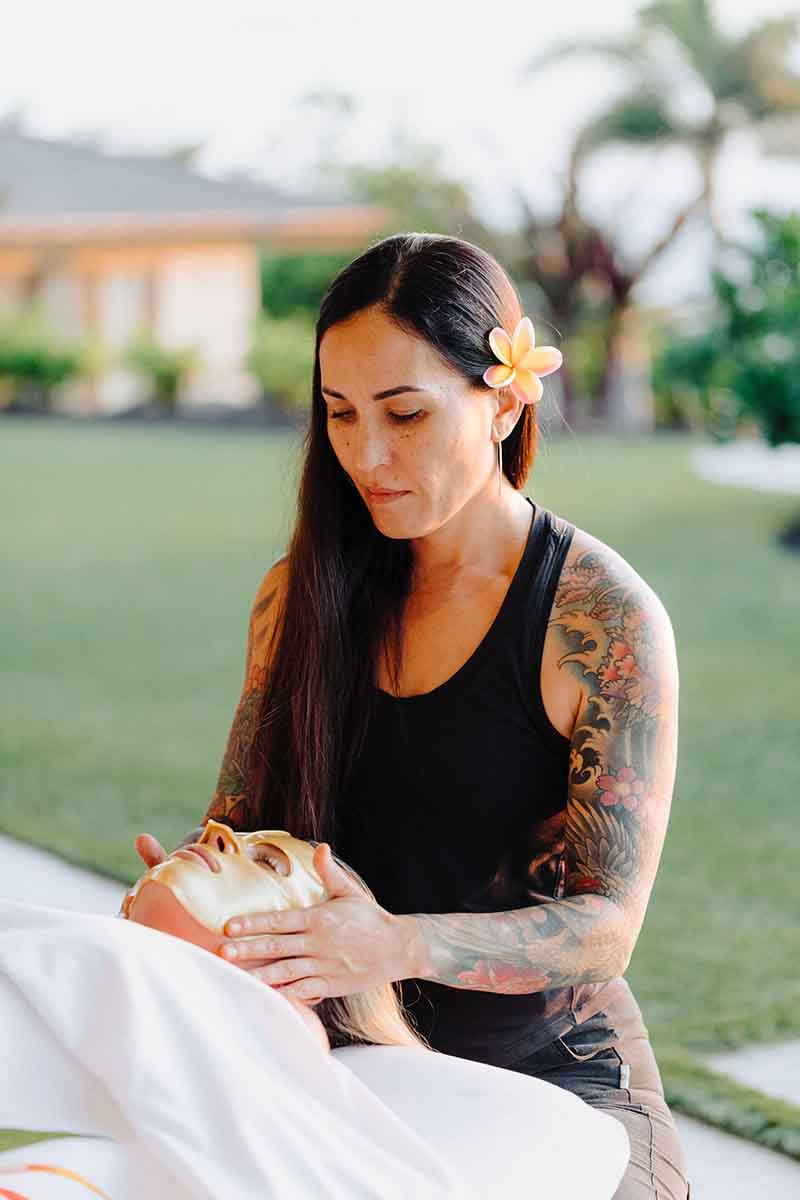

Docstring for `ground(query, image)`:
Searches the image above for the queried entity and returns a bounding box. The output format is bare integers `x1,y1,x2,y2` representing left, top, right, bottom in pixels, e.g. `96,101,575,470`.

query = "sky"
2,0,799,305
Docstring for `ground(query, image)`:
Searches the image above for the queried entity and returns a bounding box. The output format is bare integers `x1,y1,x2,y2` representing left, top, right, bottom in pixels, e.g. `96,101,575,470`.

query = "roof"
0,130,393,247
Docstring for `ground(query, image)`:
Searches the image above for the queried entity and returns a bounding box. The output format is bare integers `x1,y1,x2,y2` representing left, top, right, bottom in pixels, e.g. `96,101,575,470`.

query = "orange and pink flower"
483,316,563,406
456,960,551,994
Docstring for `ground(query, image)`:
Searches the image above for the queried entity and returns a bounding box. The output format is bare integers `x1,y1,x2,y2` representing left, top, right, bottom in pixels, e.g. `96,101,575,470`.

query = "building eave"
0,204,398,250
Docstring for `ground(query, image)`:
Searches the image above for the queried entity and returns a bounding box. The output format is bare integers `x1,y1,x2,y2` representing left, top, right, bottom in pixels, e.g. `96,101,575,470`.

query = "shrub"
247,310,315,412
259,251,352,319
651,209,800,446
124,336,201,413
0,312,85,411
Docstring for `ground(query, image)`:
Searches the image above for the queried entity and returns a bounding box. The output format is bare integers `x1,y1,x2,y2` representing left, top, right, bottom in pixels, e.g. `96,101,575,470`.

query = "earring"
493,428,503,495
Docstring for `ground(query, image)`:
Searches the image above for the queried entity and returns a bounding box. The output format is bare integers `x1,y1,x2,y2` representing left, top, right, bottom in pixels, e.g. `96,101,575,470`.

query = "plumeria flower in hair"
483,316,563,406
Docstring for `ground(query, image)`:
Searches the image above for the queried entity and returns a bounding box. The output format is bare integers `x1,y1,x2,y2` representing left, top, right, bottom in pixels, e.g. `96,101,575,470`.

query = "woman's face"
122,820,328,944
123,821,333,1051
320,306,508,538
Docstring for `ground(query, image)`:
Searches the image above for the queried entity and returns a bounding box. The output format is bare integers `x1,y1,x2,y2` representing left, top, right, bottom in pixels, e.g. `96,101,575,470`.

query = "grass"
661,1051,800,1161
1,416,799,1153
1,418,301,880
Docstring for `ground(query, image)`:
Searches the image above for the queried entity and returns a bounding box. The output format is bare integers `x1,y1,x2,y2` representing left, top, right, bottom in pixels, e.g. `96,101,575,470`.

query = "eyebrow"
321,385,429,402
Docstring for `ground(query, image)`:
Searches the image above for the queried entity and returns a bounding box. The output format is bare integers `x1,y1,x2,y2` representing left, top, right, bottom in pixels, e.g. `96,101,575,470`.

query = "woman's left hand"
216,844,419,1003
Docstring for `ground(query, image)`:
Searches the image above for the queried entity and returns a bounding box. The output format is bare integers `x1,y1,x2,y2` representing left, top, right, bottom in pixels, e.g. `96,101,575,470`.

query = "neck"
409,481,531,591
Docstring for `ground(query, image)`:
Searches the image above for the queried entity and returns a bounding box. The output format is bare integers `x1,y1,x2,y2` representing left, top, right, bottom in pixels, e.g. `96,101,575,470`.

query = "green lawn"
2,416,798,1067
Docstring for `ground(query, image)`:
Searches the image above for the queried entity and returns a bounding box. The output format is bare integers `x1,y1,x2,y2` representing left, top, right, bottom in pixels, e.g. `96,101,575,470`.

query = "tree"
517,0,800,420
326,126,508,260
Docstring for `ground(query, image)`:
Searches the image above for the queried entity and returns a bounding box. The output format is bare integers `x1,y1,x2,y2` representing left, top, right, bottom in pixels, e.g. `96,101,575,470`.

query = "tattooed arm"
400,536,679,994
201,555,289,832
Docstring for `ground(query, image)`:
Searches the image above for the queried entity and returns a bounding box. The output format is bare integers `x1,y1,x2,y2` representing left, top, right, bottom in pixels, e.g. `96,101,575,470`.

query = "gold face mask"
121,819,328,938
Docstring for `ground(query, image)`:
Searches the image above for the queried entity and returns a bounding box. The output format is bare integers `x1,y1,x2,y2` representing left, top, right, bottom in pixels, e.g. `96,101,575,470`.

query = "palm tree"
500,150,706,426
518,0,800,420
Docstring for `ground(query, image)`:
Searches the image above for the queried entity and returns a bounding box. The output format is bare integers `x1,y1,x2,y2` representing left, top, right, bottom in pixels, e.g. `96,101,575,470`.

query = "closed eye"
328,410,424,424
250,843,291,876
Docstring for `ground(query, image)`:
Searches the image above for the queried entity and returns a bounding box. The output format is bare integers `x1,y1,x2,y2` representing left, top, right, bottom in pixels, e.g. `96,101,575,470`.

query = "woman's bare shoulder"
554,522,676,663
564,523,633,575
540,521,677,739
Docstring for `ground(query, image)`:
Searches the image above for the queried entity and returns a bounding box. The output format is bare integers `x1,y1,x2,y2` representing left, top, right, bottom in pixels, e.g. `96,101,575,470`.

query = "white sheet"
0,898,629,1198
0,1135,129,1198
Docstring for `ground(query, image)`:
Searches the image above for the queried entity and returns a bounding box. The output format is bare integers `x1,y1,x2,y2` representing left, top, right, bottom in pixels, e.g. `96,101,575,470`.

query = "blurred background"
1,0,799,1171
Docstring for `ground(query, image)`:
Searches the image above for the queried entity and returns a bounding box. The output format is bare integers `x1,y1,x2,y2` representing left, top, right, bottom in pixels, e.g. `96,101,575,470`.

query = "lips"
173,845,220,872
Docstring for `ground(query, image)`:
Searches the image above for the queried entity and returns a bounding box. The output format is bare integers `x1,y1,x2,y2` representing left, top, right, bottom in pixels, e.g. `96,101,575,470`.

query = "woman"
0,827,630,1199
138,232,691,1199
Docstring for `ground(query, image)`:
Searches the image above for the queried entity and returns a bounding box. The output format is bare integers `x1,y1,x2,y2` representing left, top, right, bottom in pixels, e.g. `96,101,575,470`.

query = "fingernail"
221,945,238,958
227,922,241,934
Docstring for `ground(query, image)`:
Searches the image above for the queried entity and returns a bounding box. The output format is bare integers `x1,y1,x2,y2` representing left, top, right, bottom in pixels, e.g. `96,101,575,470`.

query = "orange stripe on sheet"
0,1162,112,1199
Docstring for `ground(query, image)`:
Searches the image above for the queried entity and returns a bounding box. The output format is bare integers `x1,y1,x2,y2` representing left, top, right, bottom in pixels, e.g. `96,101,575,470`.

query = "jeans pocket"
553,1012,619,1063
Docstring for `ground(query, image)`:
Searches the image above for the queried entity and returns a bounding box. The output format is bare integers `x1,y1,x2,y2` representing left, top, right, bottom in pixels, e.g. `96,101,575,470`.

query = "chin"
369,501,431,538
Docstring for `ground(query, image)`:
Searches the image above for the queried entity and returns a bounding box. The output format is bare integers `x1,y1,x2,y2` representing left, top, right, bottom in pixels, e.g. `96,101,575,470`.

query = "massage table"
0,898,629,1198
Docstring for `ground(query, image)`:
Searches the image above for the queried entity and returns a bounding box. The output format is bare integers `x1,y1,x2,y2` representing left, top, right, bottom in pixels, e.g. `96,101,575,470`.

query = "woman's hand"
217,844,422,1003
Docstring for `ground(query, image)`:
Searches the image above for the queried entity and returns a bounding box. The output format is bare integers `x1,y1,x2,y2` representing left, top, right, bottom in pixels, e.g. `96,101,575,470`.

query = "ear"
494,386,524,440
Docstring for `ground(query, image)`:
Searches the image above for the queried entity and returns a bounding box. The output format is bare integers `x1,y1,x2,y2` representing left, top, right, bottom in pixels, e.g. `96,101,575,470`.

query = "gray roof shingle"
0,129,336,217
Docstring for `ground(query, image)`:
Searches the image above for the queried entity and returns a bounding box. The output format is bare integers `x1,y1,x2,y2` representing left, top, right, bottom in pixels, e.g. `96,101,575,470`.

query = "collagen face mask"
121,819,328,936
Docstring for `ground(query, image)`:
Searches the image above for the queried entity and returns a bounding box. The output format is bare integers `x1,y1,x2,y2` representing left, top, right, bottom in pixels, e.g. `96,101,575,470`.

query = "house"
0,129,393,412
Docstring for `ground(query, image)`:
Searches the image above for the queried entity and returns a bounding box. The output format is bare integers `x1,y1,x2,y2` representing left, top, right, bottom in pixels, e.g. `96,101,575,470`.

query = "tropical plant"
0,311,85,411
259,251,354,321
526,0,800,244
514,0,800,421
123,336,200,414
247,310,316,413
650,208,800,446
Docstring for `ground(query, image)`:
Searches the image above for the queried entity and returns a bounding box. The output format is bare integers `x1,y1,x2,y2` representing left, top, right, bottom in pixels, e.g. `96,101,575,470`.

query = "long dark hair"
248,233,539,840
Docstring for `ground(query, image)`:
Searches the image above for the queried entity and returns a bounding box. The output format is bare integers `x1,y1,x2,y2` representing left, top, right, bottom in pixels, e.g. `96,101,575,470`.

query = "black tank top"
333,498,613,1068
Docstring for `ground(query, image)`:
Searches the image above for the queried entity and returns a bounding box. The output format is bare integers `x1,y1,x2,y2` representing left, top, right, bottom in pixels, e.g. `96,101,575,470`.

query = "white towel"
0,898,629,1198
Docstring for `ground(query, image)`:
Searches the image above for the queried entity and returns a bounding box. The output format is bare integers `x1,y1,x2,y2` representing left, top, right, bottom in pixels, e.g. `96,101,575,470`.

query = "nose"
198,819,242,856
352,423,392,477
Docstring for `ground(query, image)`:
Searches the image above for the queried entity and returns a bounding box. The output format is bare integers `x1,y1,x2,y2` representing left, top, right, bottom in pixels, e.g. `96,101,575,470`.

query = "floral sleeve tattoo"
410,542,679,995
203,562,286,831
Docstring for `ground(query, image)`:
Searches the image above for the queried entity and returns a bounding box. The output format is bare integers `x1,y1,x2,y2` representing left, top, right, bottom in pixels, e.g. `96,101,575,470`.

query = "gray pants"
506,977,691,1199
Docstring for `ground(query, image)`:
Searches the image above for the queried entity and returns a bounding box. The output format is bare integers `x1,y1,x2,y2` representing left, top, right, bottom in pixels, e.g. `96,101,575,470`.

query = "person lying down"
0,821,630,1200
118,818,419,1060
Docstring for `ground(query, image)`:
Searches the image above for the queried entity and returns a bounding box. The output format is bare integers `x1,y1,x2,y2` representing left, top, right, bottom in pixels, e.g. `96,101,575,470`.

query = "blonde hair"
312,847,436,1054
